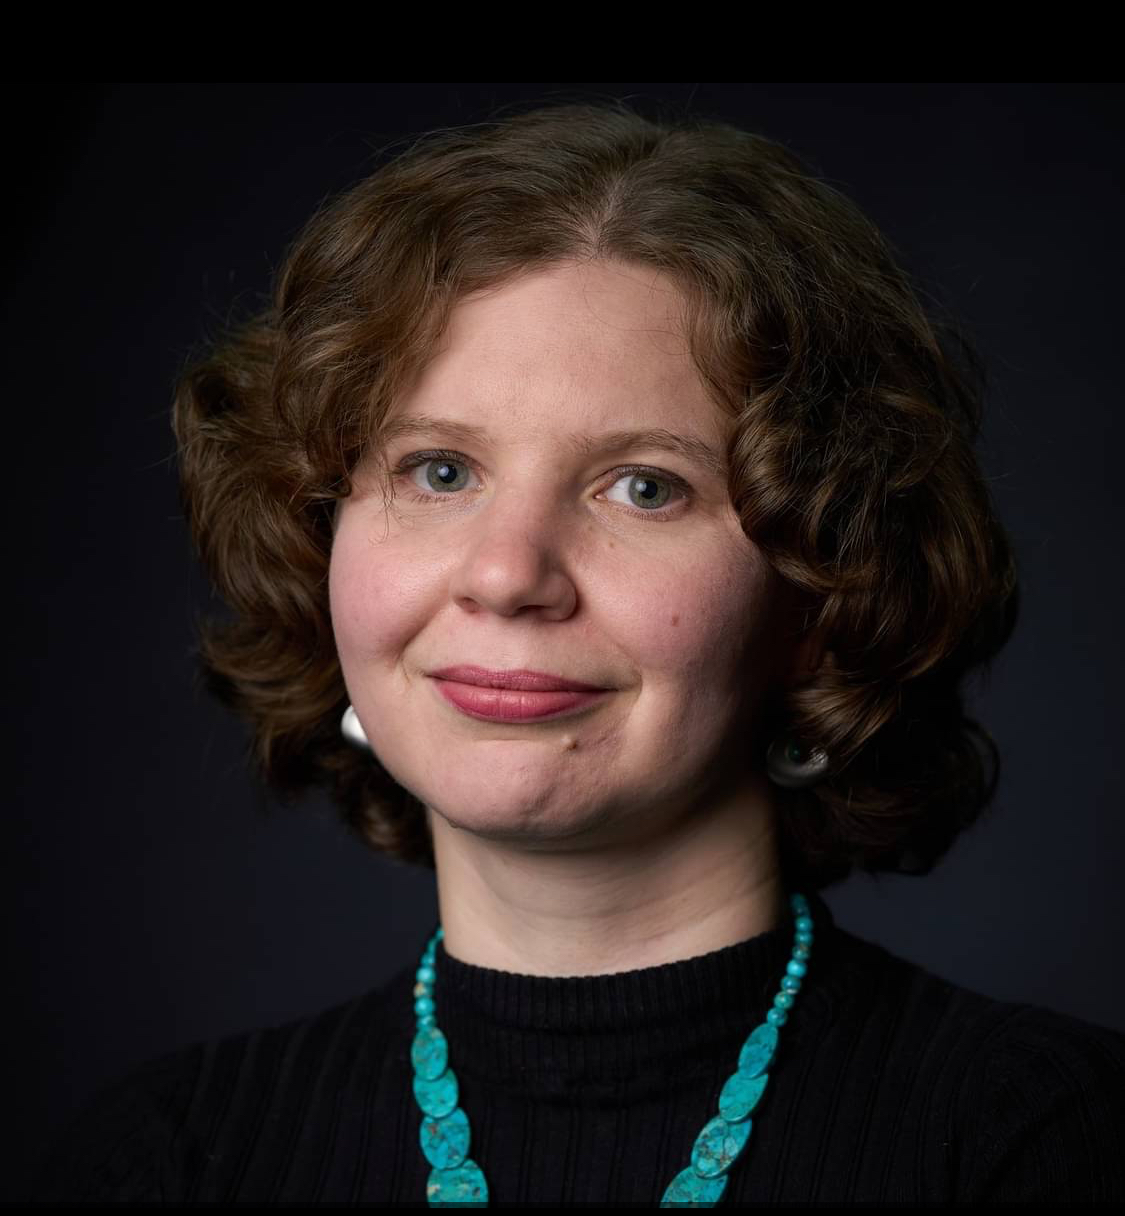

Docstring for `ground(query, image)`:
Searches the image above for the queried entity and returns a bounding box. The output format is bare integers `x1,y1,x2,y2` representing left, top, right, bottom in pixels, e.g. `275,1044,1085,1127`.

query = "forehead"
389,260,729,445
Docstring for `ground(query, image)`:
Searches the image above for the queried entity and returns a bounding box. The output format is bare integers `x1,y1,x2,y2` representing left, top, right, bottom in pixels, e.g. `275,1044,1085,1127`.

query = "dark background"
7,83,1124,1203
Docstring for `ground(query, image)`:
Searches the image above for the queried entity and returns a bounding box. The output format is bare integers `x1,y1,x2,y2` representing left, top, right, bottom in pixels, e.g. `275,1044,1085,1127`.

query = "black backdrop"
7,83,1124,1203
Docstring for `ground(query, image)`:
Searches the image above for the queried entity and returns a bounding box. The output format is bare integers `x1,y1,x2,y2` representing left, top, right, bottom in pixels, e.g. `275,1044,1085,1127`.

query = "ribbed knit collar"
409,889,842,1103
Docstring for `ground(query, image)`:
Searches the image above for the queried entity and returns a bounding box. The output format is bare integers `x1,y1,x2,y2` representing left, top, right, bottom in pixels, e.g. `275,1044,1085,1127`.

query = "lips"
428,665,607,692
432,680,607,722
428,664,611,723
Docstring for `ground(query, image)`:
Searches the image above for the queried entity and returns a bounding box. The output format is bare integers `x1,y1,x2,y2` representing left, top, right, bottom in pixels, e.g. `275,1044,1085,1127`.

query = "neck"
427,771,786,978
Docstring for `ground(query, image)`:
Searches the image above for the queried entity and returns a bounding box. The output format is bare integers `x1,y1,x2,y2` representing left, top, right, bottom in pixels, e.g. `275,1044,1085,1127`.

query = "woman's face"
330,258,801,853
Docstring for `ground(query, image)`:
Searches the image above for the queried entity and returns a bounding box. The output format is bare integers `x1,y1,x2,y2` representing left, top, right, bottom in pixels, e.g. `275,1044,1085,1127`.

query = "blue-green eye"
604,470,676,511
422,457,470,493
390,452,475,495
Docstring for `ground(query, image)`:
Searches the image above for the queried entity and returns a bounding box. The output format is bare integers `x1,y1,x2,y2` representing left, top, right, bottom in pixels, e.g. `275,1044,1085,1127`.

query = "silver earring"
766,736,830,788
341,703,373,752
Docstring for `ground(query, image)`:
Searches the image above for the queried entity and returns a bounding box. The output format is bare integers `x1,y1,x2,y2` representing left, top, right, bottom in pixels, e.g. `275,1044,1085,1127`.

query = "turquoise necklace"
409,890,814,1206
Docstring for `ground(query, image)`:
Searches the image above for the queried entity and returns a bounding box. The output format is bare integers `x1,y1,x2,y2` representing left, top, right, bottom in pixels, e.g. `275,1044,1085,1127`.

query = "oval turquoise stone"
737,1023,778,1076
660,1165,728,1206
718,1067,768,1121
420,1106,470,1169
411,1025,448,1081
690,1114,753,1178
427,1158,488,1205
413,1068,458,1118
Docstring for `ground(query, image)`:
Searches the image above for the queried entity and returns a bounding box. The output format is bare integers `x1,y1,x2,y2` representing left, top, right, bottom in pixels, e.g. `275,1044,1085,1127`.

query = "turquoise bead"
661,1165,728,1206
786,959,807,978
416,996,436,1017
414,1068,459,1117
690,1114,752,1177
718,1068,767,1121
795,915,812,932
418,1013,436,1030
781,975,801,993
412,1025,449,1080
766,1007,787,1027
417,964,436,983
421,1106,470,1169
737,1023,778,1076
427,1158,488,1205
774,992,793,1010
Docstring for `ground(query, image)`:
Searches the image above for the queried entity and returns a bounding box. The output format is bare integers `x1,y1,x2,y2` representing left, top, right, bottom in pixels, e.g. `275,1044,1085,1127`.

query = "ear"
786,623,830,686
774,580,830,688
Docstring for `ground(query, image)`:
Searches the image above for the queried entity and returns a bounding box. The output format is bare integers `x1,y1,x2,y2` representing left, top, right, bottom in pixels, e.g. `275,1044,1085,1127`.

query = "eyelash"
389,448,693,521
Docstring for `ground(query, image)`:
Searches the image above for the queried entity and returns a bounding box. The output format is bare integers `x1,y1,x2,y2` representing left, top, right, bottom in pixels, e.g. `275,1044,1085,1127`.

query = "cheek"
614,540,773,683
328,526,423,665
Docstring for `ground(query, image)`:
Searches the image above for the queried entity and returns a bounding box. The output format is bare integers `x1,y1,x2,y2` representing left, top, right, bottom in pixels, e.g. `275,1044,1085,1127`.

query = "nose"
446,489,578,620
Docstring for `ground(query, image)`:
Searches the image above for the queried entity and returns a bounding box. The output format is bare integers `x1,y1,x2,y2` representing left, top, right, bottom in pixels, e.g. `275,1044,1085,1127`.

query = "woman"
34,100,1125,1204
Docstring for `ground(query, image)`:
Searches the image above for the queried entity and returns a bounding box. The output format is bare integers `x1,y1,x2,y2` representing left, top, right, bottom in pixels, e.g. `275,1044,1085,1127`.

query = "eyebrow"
376,413,728,478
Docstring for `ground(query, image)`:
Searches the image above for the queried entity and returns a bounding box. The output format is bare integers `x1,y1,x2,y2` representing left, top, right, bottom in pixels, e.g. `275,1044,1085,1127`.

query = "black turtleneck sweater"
31,891,1125,1204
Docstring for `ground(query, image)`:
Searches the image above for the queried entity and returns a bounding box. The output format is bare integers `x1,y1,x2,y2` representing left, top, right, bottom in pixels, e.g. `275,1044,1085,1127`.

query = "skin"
329,257,825,978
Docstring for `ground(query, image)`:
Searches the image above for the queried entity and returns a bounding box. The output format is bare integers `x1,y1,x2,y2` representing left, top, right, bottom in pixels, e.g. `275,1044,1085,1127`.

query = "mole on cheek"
671,614,679,626
559,733,579,751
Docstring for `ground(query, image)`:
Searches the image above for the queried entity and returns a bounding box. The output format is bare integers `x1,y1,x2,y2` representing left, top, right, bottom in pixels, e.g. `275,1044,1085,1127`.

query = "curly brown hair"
170,98,1020,894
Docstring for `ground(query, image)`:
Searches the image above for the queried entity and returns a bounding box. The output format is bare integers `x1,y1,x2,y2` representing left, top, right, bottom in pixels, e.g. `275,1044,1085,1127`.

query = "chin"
430,796,615,846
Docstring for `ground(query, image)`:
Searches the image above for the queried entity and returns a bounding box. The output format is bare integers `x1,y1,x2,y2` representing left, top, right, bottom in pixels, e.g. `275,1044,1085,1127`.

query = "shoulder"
31,979,405,1203
825,921,1123,1065
811,923,1125,1201
840,929,1125,1200
956,999,1125,1201
31,1043,204,1203
861,936,1125,1097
